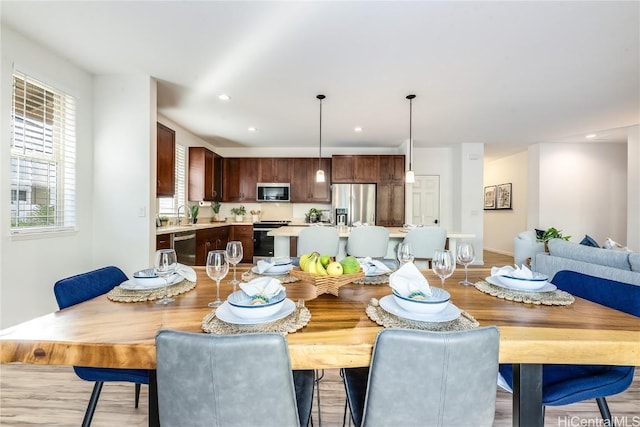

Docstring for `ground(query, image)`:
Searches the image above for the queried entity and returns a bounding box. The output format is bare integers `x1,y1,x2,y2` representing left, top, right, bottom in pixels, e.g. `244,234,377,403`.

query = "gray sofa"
532,239,640,286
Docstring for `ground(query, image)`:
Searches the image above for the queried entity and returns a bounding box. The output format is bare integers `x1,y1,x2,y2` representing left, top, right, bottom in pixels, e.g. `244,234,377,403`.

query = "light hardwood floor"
1,251,638,426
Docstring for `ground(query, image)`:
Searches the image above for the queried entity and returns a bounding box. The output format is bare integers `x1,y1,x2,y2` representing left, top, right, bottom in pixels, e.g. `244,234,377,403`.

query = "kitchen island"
269,226,475,263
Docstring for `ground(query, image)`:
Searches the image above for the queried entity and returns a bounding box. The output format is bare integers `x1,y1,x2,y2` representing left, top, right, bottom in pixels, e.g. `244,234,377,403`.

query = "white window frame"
10,71,76,235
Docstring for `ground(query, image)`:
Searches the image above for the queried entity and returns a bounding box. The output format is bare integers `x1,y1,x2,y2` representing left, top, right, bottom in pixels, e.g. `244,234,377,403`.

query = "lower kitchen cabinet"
230,224,254,263
377,181,405,227
156,234,171,250
195,226,230,265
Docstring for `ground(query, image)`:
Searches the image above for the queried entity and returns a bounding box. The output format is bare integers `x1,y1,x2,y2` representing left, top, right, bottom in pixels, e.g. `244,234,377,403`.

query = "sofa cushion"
547,239,631,271
579,235,599,248
629,253,640,273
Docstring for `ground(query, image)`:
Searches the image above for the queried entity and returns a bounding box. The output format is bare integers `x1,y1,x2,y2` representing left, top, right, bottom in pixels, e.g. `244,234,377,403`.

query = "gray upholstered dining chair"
346,226,389,258
297,225,340,257
342,326,500,427
155,329,315,427
401,226,447,268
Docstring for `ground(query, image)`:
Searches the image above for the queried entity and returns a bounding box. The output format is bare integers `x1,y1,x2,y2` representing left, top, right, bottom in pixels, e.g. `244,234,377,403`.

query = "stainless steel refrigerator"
331,184,377,226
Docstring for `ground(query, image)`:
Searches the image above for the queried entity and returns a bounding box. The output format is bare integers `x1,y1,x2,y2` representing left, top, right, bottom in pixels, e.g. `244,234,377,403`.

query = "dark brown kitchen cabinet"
189,147,222,201
156,234,171,250
259,158,291,183
378,155,405,181
195,226,230,265
376,181,405,227
222,158,260,202
230,225,254,263
290,158,331,203
331,155,379,183
156,122,175,197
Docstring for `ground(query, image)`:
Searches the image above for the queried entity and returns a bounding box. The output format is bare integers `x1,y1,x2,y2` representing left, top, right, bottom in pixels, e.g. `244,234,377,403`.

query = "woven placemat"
475,280,575,305
241,270,300,284
202,305,311,335
107,279,196,303
366,298,479,331
353,273,391,285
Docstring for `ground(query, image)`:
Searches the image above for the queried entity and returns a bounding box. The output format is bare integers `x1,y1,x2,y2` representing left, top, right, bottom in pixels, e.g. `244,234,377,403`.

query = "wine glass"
154,249,177,305
457,242,476,286
206,250,229,308
396,242,414,266
226,241,243,287
432,249,456,289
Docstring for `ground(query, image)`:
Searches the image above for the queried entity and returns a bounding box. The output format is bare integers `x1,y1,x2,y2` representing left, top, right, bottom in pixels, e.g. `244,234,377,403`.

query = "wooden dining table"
1,266,639,427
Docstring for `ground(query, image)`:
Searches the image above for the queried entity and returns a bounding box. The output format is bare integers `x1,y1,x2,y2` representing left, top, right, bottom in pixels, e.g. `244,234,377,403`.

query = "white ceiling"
2,1,638,161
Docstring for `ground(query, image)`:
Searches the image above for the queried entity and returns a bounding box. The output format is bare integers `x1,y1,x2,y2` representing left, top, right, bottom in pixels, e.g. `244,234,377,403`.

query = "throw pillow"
603,237,631,252
535,228,545,240
580,235,600,248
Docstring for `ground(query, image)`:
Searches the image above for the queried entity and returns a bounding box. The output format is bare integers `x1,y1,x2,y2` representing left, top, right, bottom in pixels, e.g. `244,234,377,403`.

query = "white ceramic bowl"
497,273,548,291
263,263,293,274
392,287,450,314
227,289,286,319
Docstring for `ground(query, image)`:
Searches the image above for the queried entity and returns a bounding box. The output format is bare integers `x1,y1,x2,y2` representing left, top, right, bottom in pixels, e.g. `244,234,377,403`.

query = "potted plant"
189,204,199,224
536,227,571,252
230,205,246,222
158,215,169,227
211,201,221,222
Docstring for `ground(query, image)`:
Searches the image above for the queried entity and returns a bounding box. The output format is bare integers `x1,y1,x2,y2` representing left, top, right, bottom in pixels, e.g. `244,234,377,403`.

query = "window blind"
158,143,186,215
10,71,76,234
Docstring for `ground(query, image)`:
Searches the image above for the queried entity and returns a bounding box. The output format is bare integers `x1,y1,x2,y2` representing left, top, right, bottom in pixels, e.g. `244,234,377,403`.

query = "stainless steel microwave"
256,183,290,202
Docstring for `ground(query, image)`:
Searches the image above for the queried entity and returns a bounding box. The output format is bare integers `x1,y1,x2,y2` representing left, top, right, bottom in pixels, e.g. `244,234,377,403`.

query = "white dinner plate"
485,276,557,293
379,295,461,322
364,268,391,277
252,265,293,275
120,274,183,290
215,298,295,325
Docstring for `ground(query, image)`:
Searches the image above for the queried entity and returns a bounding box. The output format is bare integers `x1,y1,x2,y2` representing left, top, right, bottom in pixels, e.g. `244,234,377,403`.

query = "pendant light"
315,94,326,183
406,94,416,183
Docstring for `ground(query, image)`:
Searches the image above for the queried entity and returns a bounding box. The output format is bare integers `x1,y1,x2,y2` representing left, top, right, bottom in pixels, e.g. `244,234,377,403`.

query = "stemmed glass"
226,241,243,287
206,250,229,308
432,249,456,289
457,242,476,286
154,249,177,305
397,242,414,266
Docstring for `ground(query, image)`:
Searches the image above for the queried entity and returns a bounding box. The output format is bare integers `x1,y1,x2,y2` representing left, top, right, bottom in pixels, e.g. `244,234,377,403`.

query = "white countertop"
268,226,474,239
156,221,252,235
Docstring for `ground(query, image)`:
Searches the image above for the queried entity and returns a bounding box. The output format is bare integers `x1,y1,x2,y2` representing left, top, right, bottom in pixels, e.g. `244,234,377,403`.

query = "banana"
299,253,311,271
307,255,318,274
316,257,328,275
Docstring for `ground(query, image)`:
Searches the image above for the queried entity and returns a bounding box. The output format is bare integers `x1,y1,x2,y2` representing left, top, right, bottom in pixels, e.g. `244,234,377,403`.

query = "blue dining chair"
499,270,639,424
53,266,149,427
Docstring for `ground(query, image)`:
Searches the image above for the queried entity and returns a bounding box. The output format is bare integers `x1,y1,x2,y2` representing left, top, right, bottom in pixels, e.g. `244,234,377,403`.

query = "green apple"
326,261,343,276
340,256,361,274
320,254,331,267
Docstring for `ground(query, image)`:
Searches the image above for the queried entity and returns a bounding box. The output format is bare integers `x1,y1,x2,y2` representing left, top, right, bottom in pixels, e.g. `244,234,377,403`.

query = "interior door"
411,175,440,225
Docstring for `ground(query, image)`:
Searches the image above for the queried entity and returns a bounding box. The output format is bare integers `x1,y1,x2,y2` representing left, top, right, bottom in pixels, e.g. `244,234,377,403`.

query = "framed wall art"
496,183,512,209
484,185,496,210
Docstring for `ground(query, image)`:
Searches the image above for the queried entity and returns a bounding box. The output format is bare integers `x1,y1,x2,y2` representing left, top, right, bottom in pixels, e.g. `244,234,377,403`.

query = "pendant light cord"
407,94,415,171
317,94,325,171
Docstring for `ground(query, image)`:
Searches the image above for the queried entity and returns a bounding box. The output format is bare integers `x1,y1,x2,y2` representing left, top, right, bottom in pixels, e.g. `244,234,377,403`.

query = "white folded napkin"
239,277,285,300
389,262,432,297
490,264,534,279
357,257,392,276
175,264,197,282
256,259,276,274
130,273,180,289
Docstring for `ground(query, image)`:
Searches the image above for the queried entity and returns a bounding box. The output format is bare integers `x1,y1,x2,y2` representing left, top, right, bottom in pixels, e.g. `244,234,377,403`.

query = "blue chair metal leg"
596,397,612,424
82,381,104,427
135,383,141,408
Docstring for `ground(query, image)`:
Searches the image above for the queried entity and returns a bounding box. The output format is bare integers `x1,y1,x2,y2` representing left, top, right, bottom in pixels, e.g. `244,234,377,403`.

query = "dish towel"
239,277,285,303
490,264,534,279
389,262,432,297
358,257,392,276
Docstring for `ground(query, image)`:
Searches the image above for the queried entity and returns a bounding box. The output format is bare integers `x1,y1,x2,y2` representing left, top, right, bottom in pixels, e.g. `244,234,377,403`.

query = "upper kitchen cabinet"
188,147,222,201
291,158,331,203
378,155,405,182
222,158,260,202
259,158,291,183
156,122,175,197
331,155,379,183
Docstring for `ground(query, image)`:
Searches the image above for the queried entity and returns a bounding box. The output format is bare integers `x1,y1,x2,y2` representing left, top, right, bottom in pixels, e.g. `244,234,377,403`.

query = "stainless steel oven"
253,221,289,263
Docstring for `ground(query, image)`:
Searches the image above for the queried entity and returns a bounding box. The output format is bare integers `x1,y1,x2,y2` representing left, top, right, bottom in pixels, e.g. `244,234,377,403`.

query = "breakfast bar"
269,225,476,262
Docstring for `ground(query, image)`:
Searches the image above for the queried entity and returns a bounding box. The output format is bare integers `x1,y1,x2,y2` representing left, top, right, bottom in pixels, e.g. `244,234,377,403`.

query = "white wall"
627,125,640,250
1,27,95,327
483,150,528,255
92,75,156,274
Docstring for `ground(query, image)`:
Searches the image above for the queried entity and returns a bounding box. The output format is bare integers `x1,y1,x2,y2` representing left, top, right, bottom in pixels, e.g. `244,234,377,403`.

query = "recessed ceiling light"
218,94,231,101
354,127,363,132
586,134,597,139
248,126,257,132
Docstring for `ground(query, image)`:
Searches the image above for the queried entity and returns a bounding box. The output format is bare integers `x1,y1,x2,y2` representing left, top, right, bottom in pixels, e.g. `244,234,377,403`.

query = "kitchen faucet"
177,205,186,226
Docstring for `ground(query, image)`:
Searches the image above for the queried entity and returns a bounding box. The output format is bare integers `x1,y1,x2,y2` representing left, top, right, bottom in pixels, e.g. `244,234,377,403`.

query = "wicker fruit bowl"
289,268,365,296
